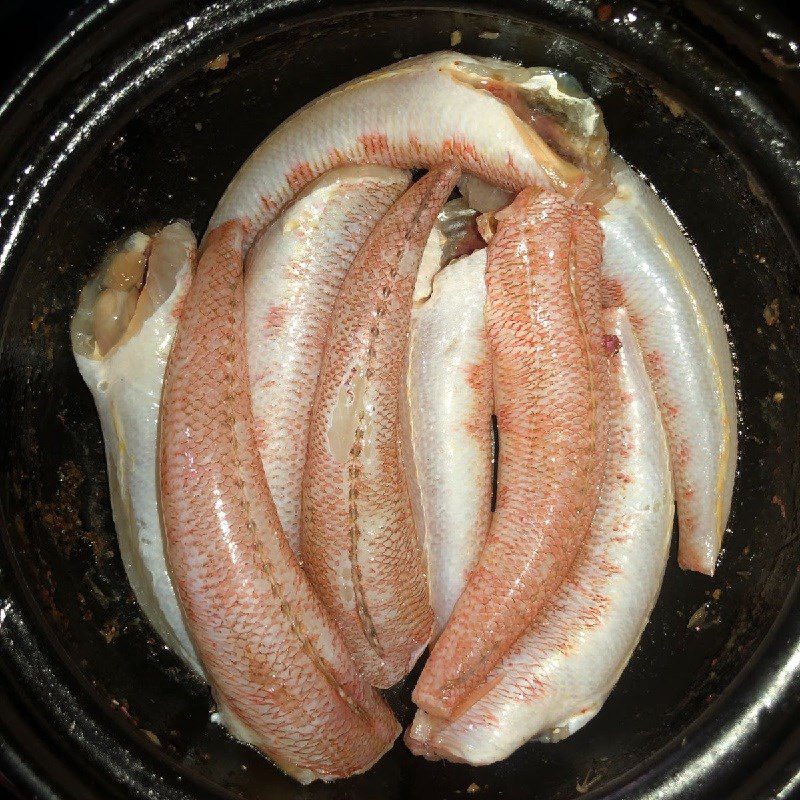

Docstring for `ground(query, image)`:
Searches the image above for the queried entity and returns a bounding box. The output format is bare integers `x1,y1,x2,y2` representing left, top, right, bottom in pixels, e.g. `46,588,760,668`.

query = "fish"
301,165,459,687
601,157,736,574
413,190,609,720
403,246,493,638
406,306,673,764
197,62,612,695
208,52,610,252
70,168,412,673
73,47,717,778
71,222,203,675
158,219,400,783
434,157,737,575
245,166,411,553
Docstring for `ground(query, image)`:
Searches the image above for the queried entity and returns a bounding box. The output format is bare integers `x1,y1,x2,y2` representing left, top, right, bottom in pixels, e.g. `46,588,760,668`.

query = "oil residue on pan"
0,1,798,799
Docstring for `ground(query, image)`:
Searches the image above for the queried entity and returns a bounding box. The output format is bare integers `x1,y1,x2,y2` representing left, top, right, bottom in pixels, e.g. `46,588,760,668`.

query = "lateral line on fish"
346,263,397,659
347,177,434,659
348,406,384,656
566,219,600,544
220,278,371,725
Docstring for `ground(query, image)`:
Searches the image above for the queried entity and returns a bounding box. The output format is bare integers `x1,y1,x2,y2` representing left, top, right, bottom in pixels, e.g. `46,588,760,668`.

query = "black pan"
0,1,799,798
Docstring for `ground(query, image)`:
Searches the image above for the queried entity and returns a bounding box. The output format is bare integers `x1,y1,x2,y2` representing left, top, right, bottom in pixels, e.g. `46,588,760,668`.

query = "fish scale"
407,307,673,764
158,222,399,784
302,165,459,688
413,190,609,720
245,166,411,554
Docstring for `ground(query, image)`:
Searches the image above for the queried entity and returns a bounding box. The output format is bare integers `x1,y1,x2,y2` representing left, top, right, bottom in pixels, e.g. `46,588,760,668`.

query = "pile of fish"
70,53,737,783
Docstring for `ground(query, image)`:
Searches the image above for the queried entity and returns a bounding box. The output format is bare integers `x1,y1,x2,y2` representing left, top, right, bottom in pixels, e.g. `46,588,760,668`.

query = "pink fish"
159,223,399,783
302,165,459,687
407,307,673,763
414,190,608,719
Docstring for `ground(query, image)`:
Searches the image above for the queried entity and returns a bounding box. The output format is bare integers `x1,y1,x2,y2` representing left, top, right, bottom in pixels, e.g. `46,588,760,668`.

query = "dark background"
0,0,797,99
0,11,90,798
0,0,93,100
0,0,797,799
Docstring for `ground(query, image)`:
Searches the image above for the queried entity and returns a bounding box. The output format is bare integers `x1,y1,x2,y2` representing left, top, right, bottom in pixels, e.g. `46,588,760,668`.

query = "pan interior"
0,6,798,800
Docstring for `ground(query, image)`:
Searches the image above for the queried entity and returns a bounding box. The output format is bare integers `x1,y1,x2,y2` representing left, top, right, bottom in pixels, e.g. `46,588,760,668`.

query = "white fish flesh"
601,157,736,574
403,247,492,638
71,222,203,675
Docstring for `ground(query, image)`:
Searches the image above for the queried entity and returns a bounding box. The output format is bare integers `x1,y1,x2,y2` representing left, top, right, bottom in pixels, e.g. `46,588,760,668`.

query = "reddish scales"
413,190,609,719
158,222,399,782
301,166,460,687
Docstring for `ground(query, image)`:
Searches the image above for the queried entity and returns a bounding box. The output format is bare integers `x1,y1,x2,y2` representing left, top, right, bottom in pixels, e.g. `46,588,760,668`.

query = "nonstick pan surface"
0,1,799,799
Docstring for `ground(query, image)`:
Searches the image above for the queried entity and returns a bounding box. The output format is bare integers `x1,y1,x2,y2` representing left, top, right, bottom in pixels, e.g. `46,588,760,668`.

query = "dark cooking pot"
0,1,799,798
